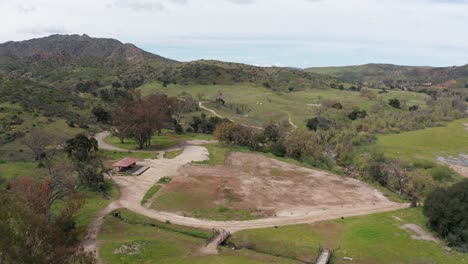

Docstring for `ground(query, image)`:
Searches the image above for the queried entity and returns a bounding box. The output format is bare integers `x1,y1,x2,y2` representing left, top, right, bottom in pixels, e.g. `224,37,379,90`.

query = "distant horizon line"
2,33,468,70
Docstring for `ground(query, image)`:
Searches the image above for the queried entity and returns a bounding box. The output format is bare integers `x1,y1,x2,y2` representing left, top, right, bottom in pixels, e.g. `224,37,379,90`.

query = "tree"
2,170,91,263
112,92,172,149
214,122,260,149
409,105,419,112
23,128,61,166
389,98,401,109
64,134,103,188
424,180,468,252
348,109,367,120
65,134,98,162
263,123,283,143
306,117,334,131
92,105,111,124
283,130,319,161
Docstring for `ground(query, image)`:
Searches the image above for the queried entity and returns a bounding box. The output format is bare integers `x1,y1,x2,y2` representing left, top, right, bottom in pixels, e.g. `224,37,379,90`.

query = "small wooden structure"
112,157,139,172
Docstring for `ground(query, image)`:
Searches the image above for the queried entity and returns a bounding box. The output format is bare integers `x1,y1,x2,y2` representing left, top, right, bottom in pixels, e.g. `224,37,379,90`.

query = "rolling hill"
0,34,336,91
306,63,468,88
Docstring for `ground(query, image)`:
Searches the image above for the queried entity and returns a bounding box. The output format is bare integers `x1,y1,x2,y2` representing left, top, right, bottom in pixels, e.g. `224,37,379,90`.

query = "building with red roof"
112,157,139,172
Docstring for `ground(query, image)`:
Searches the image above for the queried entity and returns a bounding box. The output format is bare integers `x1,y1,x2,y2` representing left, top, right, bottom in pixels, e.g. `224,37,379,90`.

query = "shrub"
270,141,286,157
389,98,401,109
430,166,454,182
424,180,468,251
175,124,184,134
348,109,367,120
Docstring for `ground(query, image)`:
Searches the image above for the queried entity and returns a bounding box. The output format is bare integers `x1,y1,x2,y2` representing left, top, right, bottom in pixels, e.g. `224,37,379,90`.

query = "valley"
0,34,467,264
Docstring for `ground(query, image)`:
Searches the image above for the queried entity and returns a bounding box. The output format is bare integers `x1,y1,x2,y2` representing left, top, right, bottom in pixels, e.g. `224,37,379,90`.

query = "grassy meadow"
139,82,429,130
230,208,468,264
376,118,468,162
99,209,298,264
104,135,179,151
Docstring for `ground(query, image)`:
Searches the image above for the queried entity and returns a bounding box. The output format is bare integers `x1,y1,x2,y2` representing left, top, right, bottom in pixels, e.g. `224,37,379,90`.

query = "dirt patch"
437,154,468,178
113,242,141,255
401,224,439,243
152,152,393,220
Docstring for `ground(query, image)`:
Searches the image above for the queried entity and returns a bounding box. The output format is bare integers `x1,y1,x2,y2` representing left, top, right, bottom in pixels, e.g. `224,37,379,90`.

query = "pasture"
139,82,429,130
376,118,468,162
99,209,298,264
230,208,468,264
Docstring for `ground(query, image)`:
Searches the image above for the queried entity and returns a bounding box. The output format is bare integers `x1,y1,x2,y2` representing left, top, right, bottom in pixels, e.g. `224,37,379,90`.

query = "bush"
413,160,436,169
430,166,454,182
175,124,184,134
270,141,286,157
389,98,401,109
348,109,367,120
424,180,468,251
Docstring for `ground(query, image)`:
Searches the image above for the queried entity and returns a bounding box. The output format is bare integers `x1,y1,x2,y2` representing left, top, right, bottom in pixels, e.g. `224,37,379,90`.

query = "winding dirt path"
288,112,298,129
199,102,263,130
94,131,128,152
83,133,408,260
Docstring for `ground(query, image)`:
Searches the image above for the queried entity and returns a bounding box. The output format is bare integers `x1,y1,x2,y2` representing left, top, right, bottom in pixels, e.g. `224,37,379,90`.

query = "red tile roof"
112,157,139,168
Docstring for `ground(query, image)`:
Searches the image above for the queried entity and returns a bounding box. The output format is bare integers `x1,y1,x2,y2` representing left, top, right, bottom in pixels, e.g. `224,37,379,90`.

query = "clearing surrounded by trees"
151,152,396,220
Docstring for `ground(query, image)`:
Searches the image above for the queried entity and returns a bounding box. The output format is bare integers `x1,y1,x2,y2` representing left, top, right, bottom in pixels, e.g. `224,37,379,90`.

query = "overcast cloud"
1,0,468,67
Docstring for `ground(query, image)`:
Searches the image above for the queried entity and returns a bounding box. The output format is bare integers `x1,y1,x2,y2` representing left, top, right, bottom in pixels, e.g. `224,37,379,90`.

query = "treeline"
214,93,466,203
0,132,105,263
424,180,468,252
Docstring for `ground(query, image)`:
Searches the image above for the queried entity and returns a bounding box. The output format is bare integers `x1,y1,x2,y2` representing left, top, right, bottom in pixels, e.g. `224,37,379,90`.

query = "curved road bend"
83,132,409,259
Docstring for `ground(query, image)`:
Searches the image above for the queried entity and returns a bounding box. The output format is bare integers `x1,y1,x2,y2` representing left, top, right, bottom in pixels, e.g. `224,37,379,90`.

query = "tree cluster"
424,180,468,252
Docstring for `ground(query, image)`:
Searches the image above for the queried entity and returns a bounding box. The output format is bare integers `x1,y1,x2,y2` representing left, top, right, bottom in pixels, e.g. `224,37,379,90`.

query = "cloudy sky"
1,0,468,68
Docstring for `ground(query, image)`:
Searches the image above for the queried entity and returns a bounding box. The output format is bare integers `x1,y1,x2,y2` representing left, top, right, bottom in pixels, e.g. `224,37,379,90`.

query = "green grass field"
74,181,120,229
376,118,468,161
99,150,158,161
230,208,468,264
139,82,429,130
164,149,184,159
141,184,161,205
104,135,179,150
99,209,298,264
0,161,44,181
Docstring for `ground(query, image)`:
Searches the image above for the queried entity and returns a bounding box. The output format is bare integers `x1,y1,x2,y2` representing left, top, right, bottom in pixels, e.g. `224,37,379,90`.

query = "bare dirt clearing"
152,152,395,220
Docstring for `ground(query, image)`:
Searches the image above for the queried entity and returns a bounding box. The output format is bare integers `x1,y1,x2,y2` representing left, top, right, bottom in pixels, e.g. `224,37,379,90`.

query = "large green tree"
423,180,468,252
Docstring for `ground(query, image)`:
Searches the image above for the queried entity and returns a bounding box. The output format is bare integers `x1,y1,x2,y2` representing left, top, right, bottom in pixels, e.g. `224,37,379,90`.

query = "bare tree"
23,128,63,166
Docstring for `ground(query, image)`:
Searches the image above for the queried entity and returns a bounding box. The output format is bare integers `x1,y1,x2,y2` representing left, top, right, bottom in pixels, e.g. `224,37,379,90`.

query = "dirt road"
199,102,264,130
94,131,129,152
84,134,408,260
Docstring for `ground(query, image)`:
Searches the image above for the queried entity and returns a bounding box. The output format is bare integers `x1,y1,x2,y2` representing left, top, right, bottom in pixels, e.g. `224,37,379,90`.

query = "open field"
99,209,299,264
0,161,43,181
139,82,429,129
151,152,394,221
376,118,468,162
74,181,120,229
104,135,180,151
230,208,468,264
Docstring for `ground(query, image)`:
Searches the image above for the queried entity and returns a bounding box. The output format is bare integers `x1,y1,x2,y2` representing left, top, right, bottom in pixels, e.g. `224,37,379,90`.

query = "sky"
1,0,468,68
